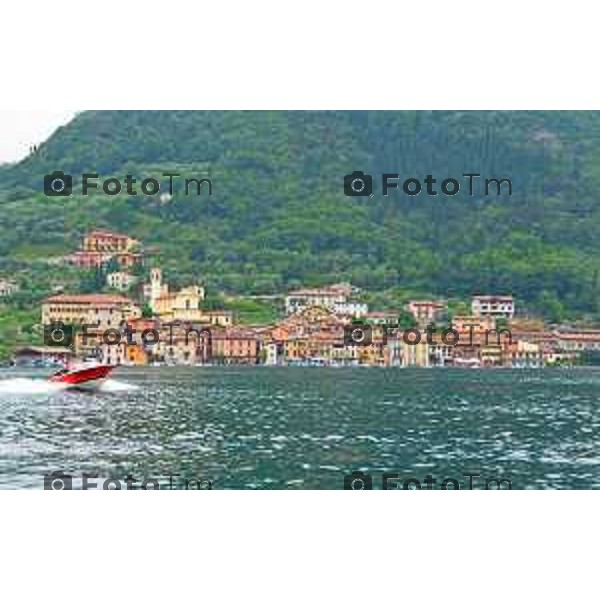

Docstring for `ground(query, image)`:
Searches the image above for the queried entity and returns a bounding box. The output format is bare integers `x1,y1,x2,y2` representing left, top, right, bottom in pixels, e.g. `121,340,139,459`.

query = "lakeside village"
6,229,600,369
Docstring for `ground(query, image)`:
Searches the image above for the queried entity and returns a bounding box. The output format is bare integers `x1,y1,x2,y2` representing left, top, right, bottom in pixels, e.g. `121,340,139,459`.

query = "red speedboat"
50,362,116,390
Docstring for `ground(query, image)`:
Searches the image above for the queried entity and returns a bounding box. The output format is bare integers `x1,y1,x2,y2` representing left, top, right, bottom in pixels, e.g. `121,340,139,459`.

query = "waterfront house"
397,333,430,367
553,328,600,362
510,320,557,364
42,293,142,358
211,327,262,364
12,345,72,367
42,294,141,328
507,340,542,368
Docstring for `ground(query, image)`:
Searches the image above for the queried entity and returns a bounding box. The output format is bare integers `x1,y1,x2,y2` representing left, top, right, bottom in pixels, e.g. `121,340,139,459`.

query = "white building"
285,284,368,318
264,342,279,365
471,295,515,319
0,279,19,297
106,271,138,291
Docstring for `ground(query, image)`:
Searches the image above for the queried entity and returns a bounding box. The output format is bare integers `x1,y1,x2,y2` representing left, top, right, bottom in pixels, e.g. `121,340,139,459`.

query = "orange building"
65,252,110,269
66,230,142,269
83,230,139,253
114,251,143,268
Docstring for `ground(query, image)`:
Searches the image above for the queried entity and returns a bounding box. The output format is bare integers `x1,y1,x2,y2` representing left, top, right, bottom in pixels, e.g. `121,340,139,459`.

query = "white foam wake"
99,379,138,392
0,378,68,395
0,377,138,395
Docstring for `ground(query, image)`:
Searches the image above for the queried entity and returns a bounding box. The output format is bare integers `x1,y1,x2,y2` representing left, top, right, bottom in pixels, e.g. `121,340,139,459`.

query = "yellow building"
143,268,205,320
83,230,139,253
42,294,142,358
42,294,141,329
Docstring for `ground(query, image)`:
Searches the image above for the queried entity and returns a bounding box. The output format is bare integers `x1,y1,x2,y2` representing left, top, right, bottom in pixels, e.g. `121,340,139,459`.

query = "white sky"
0,110,78,164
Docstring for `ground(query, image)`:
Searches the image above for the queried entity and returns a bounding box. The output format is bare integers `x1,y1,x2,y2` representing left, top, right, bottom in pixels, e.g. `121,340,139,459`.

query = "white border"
2,1,597,109
1,492,596,598
1,1,598,596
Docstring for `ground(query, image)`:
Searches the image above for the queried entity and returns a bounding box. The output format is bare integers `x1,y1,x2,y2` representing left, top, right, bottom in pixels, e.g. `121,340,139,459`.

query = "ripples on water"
0,367,599,489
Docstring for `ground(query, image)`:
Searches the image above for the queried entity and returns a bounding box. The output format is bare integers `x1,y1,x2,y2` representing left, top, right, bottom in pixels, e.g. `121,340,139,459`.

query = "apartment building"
83,230,139,253
285,283,368,317
471,295,515,319
42,293,142,358
211,328,262,364
66,230,143,269
42,294,141,328
554,329,600,361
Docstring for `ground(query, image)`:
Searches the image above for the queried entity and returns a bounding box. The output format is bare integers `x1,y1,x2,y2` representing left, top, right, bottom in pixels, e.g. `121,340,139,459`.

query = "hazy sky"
0,110,78,164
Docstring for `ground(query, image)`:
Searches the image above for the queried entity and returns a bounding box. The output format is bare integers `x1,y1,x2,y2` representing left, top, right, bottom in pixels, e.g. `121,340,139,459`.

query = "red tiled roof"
556,331,600,341
408,300,445,306
472,295,514,302
87,230,132,240
287,288,341,297
44,294,134,306
67,251,109,258
212,328,261,339
128,318,160,328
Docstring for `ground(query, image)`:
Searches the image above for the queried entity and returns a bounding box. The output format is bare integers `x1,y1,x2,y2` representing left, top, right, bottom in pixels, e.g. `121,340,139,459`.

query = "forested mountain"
2,110,600,321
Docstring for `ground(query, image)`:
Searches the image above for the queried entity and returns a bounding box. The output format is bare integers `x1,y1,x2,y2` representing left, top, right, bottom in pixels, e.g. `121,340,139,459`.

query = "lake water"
0,367,598,489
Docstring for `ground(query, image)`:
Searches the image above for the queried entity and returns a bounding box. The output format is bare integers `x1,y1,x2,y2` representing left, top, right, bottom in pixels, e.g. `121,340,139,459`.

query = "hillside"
2,110,600,322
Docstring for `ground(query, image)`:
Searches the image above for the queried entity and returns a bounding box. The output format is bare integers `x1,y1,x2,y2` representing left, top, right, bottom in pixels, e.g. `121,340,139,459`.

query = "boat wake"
0,378,138,395
99,379,138,392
